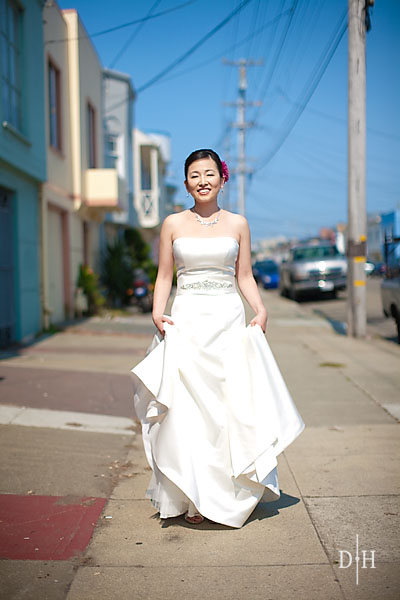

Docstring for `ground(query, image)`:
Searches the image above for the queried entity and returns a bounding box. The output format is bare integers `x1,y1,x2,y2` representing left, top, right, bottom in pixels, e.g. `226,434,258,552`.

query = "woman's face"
185,157,223,204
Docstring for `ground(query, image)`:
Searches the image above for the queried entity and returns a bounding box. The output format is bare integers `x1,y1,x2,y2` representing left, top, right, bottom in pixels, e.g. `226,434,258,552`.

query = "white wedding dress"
131,236,305,528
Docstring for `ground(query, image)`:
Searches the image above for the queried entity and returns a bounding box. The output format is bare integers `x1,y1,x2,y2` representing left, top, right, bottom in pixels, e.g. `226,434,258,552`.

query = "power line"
253,9,347,174
103,0,254,113
45,0,197,45
277,0,323,98
244,0,261,59
158,8,292,156
136,0,253,93
279,90,400,142
249,0,299,130
157,9,291,86
108,0,162,69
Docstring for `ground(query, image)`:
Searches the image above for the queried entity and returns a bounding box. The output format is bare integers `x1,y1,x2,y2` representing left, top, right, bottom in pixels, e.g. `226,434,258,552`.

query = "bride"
131,149,305,527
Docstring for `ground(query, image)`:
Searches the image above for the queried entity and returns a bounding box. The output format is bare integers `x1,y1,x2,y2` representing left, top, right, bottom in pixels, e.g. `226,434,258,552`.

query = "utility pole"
222,130,232,211
223,58,262,216
347,0,373,338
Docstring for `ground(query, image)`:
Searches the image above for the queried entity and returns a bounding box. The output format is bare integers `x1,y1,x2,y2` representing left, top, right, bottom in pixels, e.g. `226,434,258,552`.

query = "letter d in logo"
339,550,352,568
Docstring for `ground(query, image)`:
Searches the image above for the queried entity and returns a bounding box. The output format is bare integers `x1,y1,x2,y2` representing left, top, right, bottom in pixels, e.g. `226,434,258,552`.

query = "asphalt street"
288,276,398,342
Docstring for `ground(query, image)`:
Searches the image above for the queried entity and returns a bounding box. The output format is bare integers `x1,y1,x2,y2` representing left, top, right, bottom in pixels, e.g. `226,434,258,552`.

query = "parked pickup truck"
279,243,347,301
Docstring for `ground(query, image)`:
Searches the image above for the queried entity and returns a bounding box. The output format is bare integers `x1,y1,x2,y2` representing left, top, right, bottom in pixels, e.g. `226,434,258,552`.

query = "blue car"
252,260,280,289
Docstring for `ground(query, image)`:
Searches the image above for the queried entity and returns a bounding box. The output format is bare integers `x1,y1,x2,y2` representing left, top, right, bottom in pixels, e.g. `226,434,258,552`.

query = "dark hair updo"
184,149,223,180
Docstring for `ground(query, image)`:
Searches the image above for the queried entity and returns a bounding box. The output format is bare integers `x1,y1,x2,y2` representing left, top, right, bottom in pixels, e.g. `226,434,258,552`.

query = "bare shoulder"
161,210,192,240
162,212,184,231
222,210,249,237
223,210,248,226
163,213,181,227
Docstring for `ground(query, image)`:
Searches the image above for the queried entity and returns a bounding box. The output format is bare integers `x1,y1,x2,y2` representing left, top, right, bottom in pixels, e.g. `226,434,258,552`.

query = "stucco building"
133,129,176,259
0,0,46,345
101,67,136,246
42,3,123,326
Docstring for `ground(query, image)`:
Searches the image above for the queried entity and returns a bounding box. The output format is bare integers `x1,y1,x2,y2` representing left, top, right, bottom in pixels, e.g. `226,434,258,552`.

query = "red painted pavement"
0,494,107,560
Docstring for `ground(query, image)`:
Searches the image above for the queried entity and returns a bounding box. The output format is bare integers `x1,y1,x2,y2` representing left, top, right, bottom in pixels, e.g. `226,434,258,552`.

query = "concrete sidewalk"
1,291,399,599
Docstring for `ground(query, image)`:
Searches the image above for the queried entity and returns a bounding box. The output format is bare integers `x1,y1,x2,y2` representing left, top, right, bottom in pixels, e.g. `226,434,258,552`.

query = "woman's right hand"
152,314,174,336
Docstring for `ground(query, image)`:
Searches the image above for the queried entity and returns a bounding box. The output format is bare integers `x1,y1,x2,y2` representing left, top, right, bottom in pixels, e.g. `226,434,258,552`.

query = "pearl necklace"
190,207,221,227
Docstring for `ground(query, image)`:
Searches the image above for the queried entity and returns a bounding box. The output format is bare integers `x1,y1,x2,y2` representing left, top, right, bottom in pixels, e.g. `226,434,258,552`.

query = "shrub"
101,237,132,307
77,265,105,314
124,228,157,284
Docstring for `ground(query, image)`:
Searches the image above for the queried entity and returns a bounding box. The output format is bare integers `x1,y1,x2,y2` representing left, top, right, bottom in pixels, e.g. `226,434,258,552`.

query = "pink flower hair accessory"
221,160,229,182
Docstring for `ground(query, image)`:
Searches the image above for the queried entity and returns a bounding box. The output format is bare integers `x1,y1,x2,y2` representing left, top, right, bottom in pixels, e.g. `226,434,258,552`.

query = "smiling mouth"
198,189,211,194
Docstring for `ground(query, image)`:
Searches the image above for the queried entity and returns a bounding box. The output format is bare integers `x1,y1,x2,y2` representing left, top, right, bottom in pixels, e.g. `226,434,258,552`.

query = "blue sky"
58,0,400,242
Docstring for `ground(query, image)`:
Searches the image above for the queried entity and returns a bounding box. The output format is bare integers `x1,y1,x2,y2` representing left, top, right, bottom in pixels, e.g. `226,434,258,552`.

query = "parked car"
381,237,400,343
364,261,375,276
370,261,386,276
252,259,280,289
381,276,400,343
279,243,347,301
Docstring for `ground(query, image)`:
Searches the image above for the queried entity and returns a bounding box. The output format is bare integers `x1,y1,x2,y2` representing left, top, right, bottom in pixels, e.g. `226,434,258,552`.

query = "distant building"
0,0,46,345
101,67,136,247
367,214,383,261
133,129,176,259
335,223,347,255
319,227,336,243
252,236,289,263
381,210,400,265
381,210,400,239
338,212,399,263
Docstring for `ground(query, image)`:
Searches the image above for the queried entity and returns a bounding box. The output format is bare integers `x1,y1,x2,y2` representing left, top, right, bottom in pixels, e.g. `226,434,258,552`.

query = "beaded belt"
181,279,233,291
176,276,236,295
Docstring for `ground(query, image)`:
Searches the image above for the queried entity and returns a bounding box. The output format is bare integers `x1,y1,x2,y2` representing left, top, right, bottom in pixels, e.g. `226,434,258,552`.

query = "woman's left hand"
250,311,268,333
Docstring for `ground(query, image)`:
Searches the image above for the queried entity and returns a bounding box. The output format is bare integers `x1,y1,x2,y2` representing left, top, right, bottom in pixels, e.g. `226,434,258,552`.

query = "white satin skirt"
131,291,305,528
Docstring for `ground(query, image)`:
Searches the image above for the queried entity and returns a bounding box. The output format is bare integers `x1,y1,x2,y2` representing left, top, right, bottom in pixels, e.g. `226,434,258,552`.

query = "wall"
0,0,45,343
103,69,135,226
0,0,46,182
42,1,75,323
63,9,105,279
0,164,41,342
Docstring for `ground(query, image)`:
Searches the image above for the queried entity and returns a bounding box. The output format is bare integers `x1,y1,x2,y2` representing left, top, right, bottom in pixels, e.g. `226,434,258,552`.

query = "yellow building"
42,3,122,325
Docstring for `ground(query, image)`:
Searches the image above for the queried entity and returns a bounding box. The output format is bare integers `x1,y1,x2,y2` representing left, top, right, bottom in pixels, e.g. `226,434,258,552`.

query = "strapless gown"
131,237,305,528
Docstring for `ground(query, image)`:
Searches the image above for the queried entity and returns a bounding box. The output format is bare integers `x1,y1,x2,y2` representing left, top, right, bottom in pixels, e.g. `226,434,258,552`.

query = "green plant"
124,227,151,264
101,238,132,307
77,264,105,314
124,227,157,284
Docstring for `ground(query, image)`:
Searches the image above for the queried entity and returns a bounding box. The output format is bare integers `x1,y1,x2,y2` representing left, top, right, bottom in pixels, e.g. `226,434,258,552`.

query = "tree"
102,237,132,307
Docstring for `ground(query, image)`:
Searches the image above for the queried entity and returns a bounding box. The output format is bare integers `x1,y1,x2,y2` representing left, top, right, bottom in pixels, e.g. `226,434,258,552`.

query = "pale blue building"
101,67,137,247
0,0,46,346
381,210,400,266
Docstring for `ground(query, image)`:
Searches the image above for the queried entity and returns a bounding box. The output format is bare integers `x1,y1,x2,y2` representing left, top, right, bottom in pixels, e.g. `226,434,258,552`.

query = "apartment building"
0,0,46,345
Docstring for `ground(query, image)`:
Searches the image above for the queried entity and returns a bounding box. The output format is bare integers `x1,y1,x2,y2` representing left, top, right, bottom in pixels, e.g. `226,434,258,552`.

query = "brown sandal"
185,513,204,524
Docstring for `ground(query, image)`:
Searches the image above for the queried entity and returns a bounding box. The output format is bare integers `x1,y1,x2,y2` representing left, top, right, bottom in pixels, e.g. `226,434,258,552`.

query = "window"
83,221,89,266
292,246,341,261
87,102,96,168
105,133,118,168
48,60,62,150
140,145,151,190
0,0,22,131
